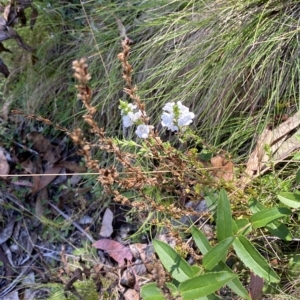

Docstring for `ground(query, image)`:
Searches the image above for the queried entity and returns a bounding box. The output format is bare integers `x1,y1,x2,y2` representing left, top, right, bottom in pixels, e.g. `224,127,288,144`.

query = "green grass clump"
5,0,300,156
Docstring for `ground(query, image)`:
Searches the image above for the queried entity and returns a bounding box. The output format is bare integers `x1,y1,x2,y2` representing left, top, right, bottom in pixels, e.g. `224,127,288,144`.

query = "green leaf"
191,226,212,255
265,221,292,241
203,237,235,270
233,236,280,283
217,189,233,241
232,219,252,235
296,169,300,184
204,193,218,213
178,272,237,299
165,283,179,297
249,199,292,240
191,265,202,276
195,294,222,300
191,227,250,299
292,152,300,160
250,207,291,228
141,283,165,300
278,192,300,208
153,240,194,282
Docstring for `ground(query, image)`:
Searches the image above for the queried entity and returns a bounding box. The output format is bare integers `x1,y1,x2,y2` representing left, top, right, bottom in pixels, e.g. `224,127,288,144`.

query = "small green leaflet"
203,237,235,270
153,240,194,282
278,192,300,208
191,227,250,300
140,283,165,300
250,207,291,228
216,189,233,241
178,271,237,299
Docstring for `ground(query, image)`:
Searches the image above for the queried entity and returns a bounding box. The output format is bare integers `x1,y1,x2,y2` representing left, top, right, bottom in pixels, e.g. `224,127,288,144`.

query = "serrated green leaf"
250,207,291,228
265,221,292,241
203,237,235,270
191,265,202,275
178,271,237,299
278,192,300,208
191,227,250,299
249,199,292,240
233,236,280,283
153,240,194,282
217,189,233,241
191,226,212,255
141,283,165,300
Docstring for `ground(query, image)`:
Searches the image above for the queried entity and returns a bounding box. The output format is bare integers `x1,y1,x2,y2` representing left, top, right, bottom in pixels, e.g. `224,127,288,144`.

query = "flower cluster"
119,101,153,138
120,100,195,138
161,101,195,132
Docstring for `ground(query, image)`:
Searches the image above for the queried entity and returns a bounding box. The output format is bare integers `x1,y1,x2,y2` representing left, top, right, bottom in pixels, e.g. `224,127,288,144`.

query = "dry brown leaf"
243,111,300,185
124,288,140,300
1,95,13,120
33,166,62,193
0,148,9,177
27,132,61,164
99,208,114,237
54,161,87,173
93,239,133,266
35,188,48,218
211,155,234,181
21,158,34,173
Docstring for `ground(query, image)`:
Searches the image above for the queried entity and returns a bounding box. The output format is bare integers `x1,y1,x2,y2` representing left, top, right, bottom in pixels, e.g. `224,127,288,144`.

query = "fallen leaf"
243,110,300,186
211,155,233,181
11,180,33,187
124,288,140,300
54,161,87,173
99,208,114,237
0,220,15,244
0,148,9,177
93,239,132,266
35,187,48,218
1,95,13,120
27,132,61,164
2,290,19,300
33,166,62,193
21,158,34,173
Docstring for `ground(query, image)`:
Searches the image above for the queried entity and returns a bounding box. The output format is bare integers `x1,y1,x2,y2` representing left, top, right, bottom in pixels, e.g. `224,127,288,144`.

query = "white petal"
122,115,134,128
162,102,175,113
135,125,153,139
178,112,195,127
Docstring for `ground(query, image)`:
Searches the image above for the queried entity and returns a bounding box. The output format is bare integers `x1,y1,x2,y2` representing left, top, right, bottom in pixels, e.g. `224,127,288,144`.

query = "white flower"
122,115,134,128
135,124,153,139
178,112,195,127
121,102,144,128
162,102,175,114
161,112,178,131
161,101,194,131
128,110,142,122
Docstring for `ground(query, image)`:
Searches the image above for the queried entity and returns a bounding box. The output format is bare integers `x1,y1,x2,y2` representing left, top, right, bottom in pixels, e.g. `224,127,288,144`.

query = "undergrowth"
3,0,300,299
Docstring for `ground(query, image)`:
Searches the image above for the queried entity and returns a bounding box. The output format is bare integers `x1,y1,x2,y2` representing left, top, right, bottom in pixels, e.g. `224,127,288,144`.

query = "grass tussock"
5,0,300,155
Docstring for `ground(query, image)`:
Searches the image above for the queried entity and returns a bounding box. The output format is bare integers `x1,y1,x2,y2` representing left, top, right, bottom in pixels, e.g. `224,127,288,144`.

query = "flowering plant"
119,100,195,138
